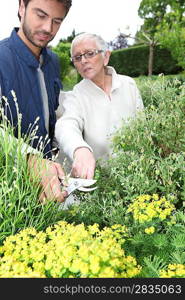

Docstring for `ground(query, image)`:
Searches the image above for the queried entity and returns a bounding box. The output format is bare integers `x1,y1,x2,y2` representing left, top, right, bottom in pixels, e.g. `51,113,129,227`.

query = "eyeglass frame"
71,49,104,63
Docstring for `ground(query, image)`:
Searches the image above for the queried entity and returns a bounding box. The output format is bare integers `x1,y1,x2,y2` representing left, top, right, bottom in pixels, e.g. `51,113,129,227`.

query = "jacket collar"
9,28,50,68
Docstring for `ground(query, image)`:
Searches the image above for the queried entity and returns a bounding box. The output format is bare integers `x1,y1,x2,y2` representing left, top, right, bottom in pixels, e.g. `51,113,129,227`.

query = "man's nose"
42,19,53,33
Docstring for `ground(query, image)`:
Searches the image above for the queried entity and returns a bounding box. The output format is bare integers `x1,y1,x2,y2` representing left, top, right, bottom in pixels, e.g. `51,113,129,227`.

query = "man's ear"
19,0,26,20
104,50,111,66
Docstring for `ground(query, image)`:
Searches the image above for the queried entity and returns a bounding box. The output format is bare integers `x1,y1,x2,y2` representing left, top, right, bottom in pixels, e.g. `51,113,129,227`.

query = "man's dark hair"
18,0,72,20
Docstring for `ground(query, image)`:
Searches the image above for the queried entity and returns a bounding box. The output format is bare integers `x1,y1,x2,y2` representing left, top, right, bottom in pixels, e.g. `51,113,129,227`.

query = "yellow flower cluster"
144,226,155,234
0,221,141,278
159,264,185,278
127,194,176,224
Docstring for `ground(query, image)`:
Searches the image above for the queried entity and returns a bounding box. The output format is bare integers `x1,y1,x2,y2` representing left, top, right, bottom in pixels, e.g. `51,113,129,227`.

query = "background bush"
52,43,71,81
109,45,182,77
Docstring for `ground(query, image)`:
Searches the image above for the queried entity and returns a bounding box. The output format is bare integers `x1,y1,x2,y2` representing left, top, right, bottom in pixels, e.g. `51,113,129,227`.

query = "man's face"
19,0,66,50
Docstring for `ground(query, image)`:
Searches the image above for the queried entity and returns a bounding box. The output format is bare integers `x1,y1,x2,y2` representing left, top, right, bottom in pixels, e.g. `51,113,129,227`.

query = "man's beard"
22,21,54,49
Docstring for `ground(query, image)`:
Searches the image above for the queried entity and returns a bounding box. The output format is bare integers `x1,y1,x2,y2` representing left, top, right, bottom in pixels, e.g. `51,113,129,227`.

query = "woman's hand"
72,147,96,179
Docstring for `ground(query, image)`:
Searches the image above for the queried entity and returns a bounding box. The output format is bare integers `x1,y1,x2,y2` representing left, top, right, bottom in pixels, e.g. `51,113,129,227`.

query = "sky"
0,0,143,46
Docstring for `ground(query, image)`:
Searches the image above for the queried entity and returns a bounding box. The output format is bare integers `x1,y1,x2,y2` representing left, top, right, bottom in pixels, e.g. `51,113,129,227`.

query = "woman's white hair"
70,33,108,55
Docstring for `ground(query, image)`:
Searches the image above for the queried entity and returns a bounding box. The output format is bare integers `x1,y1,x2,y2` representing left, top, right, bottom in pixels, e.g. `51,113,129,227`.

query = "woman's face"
72,39,110,81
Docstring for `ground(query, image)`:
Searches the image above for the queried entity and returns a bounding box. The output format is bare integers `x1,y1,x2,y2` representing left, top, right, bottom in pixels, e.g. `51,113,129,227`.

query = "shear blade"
77,186,97,192
68,178,96,187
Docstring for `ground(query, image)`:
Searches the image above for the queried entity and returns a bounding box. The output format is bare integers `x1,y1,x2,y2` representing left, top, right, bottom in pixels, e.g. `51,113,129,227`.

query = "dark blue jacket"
0,28,62,158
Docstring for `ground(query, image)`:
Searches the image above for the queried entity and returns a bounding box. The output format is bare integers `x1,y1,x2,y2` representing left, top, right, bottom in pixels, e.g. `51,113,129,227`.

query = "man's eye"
37,12,46,18
53,19,62,25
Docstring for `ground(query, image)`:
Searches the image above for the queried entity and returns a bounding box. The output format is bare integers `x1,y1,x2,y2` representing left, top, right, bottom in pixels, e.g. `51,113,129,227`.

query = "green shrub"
52,43,71,81
109,45,182,77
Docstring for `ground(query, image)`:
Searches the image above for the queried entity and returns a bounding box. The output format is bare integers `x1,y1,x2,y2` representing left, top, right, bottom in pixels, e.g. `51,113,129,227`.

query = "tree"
138,0,185,72
137,0,171,76
134,28,159,76
108,32,128,50
59,29,76,43
156,6,185,70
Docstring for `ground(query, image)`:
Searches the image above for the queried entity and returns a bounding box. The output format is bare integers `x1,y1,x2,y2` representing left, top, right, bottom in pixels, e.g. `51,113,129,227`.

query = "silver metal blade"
77,186,97,192
61,177,97,196
68,178,97,187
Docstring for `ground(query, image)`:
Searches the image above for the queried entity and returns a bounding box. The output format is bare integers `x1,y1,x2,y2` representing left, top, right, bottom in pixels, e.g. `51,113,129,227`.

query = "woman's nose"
81,54,88,63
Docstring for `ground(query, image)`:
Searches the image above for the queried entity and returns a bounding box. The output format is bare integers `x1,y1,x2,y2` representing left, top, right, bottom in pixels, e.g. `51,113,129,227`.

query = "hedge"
109,45,182,77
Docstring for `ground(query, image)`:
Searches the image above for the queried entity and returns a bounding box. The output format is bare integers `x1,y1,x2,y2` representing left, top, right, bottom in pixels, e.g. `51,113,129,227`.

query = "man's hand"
72,147,96,179
27,154,68,203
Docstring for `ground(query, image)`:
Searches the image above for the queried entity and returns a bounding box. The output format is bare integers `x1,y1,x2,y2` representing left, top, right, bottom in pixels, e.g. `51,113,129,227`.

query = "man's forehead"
27,0,67,16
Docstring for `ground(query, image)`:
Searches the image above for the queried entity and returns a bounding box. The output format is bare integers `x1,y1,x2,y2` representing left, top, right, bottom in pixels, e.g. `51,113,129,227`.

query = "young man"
0,0,72,202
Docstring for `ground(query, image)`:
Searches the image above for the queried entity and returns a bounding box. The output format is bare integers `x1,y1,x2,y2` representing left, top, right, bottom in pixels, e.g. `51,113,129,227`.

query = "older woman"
55,33,144,179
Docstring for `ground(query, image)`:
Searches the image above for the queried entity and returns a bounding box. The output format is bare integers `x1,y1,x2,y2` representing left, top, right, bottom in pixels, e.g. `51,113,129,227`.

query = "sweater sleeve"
55,91,92,161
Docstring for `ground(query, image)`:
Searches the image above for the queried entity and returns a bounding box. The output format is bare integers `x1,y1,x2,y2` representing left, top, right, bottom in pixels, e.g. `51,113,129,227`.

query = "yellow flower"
152,194,159,200
98,267,115,278
88,224,100,235
144,226,155,234
78,245,90,261
0,221,141,278
159,264,185,278
89,256,100,274
70,258,83,274
127,194,176,225
78,261,89,277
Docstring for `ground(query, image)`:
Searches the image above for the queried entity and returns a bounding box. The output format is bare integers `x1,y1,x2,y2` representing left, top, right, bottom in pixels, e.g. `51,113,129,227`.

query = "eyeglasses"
71,49,104,63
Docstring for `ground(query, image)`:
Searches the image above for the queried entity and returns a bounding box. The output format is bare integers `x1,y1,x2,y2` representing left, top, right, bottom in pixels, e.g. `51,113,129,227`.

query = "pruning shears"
59,177,97,210
64,177,97,196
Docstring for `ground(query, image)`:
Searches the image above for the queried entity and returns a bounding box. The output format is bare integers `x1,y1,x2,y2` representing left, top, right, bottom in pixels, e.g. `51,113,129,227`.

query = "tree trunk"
148,42,154,76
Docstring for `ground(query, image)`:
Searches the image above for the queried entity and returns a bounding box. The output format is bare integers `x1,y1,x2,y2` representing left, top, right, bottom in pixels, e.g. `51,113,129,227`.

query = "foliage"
59,29,76,44
1,77,185,278
138,0,170,35
136,0,170,75
156,15,185,70
62,67,78,91
52,42,71,81
58,76,185,277
138,0,185,71
0,221,142,278
0,93,75,244
138,0,185,36
109,45,181,77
